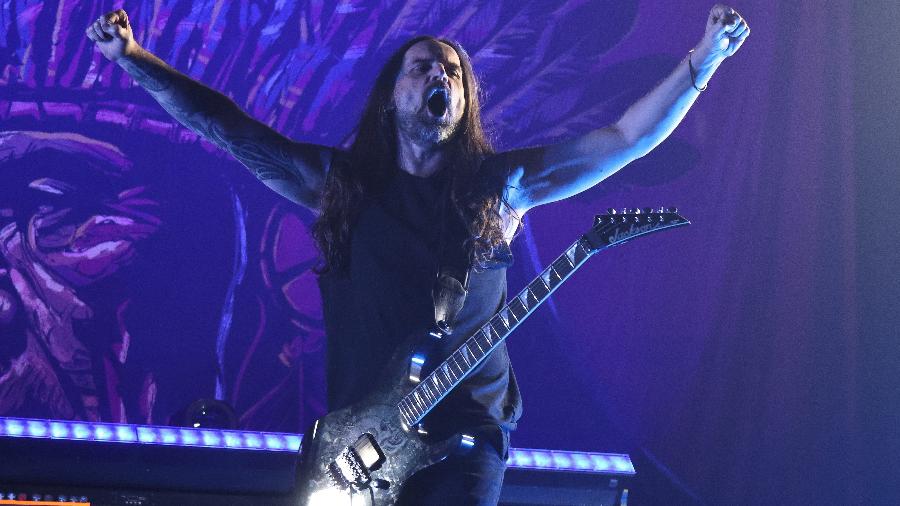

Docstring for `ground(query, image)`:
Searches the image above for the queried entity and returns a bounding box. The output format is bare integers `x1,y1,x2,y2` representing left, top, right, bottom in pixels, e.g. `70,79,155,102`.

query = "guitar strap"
431,170,470,334
432,268,468,333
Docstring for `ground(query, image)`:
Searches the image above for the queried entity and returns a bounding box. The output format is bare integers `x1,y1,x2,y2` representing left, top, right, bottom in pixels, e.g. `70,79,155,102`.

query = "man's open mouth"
426,87,449,117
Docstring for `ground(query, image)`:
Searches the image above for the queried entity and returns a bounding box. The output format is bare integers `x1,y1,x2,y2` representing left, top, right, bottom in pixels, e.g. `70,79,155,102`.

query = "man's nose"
428,64,449,83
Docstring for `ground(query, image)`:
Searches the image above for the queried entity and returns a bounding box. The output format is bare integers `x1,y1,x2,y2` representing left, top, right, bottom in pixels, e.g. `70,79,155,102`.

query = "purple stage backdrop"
0,0,881,504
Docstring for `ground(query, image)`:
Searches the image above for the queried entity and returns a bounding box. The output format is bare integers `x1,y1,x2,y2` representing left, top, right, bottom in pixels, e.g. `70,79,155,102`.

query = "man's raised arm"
493,4,750,214
85,9,331,210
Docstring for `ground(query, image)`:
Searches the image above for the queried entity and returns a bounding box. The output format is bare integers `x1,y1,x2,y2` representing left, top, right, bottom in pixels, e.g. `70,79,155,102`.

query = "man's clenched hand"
84,9,140,62
693,4,750,71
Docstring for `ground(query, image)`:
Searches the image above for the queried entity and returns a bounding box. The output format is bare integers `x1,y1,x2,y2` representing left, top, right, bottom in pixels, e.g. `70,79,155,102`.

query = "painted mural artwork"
0,126,327,431
0,130,159,423
0,1,694,432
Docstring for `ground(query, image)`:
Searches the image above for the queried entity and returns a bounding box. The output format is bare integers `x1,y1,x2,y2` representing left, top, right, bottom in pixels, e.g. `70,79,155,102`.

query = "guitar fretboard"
397,237,594,428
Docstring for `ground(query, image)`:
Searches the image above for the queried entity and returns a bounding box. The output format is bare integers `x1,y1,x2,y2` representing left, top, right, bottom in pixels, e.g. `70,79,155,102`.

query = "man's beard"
395,108,460,146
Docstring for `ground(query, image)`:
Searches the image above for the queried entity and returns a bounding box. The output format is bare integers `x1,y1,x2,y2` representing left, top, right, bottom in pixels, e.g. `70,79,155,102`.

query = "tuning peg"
607,208,617,214
633,208,642,214
643,207,654,214
620,208,629,215
667,207,678,213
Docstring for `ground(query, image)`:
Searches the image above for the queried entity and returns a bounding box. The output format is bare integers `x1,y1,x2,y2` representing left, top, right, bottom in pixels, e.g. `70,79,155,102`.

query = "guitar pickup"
352,433,385,471
326,433,385,490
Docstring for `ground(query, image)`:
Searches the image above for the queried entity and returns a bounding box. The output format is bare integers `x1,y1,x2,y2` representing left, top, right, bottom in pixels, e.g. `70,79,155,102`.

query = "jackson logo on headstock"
608,220,665,244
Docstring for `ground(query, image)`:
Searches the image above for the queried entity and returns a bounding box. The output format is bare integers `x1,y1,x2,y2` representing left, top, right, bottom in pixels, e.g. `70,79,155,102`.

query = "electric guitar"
295,208,690,505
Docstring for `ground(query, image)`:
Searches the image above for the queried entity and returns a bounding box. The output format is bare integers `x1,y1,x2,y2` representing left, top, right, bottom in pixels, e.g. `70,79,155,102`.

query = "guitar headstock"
583,207,690,252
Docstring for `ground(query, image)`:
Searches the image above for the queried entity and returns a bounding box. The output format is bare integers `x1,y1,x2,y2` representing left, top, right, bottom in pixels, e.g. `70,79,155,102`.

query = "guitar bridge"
326,433,385,490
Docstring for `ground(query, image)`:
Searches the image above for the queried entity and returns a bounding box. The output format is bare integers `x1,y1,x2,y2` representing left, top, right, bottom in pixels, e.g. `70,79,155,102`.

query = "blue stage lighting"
26,420,48,437
137,426,158,443
223,431,244,448
116,425,137,442
202,430,222,447
507,448,635,475
159,428,178,444
71,423,90,439
4,419,24,436
49,421,69,439
0,416,636,476
94,425,112,441
243,433,263,448
0,417,301,452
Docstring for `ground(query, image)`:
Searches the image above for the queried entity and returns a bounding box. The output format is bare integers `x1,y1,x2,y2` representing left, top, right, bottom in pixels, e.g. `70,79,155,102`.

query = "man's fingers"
710,4,736,24
724,12,741,27
92,21,107,41
719,17,741,35
85,9,133,55
100,17,118,36
106,11,129,30
114,9,129,26
711,6,742,37
726,17,746,34
732,27,750,52
106,12,122,27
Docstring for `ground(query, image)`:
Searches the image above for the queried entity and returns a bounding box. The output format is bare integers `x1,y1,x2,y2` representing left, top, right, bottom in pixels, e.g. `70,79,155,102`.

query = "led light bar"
0,417,302,453
0,417,634,475
506,448,635,475
0,500,89,505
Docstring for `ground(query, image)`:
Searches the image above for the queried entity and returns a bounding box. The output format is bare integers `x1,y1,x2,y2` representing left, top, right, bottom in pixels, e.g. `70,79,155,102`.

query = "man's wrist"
688,47,722,89
115,43,144,65
115,46,175,93
692,40,726,69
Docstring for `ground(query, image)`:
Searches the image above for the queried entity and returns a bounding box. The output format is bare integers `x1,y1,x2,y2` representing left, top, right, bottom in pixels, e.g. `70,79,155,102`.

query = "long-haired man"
86,6,748,504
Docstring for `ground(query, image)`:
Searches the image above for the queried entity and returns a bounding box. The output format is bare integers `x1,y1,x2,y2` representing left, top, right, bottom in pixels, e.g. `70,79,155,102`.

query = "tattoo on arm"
180,114,304,184
239,143,300,182
117,49,174,93
118,49,308,186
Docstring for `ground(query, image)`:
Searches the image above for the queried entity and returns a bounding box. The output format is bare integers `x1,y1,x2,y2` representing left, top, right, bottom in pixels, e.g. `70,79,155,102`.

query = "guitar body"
295,333,461,506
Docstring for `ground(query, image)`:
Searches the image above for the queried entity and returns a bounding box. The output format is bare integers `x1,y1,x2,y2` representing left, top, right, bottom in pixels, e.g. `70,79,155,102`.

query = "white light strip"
507,447,635,475
1,417,634,475
0,417,301,452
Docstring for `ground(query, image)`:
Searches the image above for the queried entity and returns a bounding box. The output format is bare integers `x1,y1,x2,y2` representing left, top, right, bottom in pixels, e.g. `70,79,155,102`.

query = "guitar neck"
398,236,594,428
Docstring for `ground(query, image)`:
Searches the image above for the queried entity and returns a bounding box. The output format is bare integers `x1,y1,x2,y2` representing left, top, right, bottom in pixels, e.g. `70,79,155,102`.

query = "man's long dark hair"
312,36,511,274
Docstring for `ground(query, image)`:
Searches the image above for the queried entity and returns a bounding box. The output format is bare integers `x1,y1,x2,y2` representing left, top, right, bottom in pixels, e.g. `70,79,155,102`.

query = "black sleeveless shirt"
318,165,522,437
